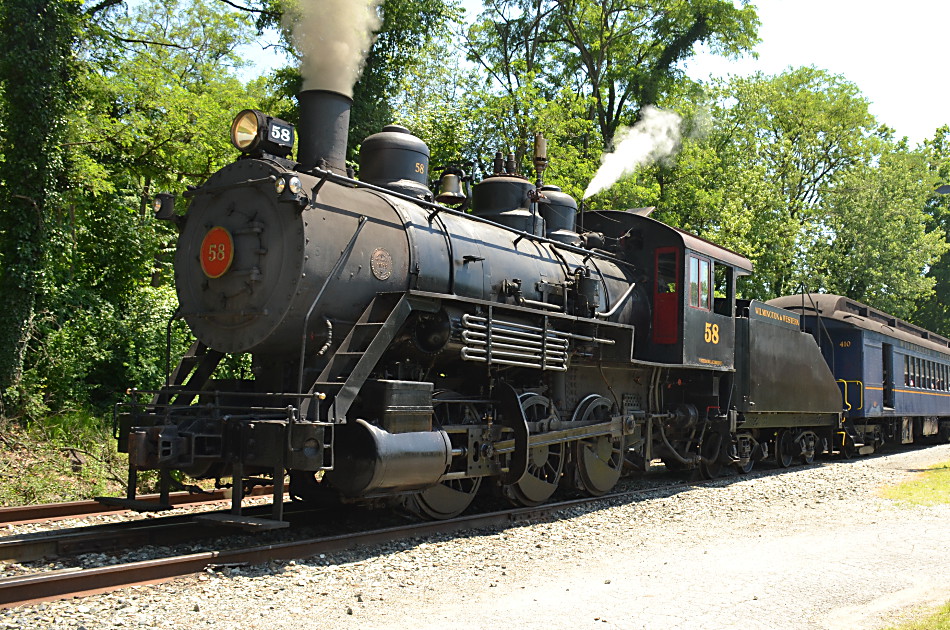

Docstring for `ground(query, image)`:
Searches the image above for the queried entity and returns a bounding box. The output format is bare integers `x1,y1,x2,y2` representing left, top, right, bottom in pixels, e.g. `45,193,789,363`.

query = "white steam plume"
281,0,383,96
583,106,683,199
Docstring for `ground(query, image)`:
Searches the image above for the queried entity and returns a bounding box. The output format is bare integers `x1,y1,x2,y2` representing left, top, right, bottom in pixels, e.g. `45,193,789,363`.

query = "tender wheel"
799,431,817,465
403,477,482,520
840,433,856,459
569,395,623,496
502,395,565,507
775,430,794,468
736,456,754,474
732,433,755,474
699,431,726,479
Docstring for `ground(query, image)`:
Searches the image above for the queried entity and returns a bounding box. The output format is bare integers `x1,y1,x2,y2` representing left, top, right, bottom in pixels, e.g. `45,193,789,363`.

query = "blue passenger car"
768,294,950,450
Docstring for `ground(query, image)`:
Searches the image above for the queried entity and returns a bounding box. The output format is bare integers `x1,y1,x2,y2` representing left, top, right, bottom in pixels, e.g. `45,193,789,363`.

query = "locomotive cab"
582,211,751,368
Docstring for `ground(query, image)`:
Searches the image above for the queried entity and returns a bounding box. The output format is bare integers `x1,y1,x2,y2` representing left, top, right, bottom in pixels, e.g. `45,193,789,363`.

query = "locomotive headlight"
230,109,265,152
274,177,286,194
230,109,295,158
153,192,176,221
288,176,303,195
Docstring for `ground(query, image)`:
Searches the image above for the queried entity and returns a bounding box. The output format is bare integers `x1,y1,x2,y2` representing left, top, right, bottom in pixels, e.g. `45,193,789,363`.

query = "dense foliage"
0,0,948,423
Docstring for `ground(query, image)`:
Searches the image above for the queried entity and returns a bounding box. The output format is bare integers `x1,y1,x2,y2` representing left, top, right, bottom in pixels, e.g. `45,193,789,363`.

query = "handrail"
296,215,367,399
836,379,864,411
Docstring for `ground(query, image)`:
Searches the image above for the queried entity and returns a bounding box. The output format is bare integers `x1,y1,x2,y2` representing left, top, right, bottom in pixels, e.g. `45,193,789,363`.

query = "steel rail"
0,481,702,609
0,432,920,608
0,501,326,564
0,487,276,526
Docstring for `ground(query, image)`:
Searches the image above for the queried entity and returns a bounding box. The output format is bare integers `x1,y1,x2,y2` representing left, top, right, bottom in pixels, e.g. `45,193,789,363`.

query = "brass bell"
436,173,466,205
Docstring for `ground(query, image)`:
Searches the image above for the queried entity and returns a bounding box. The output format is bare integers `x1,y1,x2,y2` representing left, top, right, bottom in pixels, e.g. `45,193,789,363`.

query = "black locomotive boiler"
109,88,940,526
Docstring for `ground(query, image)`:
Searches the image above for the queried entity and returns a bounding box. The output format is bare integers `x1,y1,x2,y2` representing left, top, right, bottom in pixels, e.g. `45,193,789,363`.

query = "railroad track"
3,453,879,609
0,476,704,608
0,487,275,526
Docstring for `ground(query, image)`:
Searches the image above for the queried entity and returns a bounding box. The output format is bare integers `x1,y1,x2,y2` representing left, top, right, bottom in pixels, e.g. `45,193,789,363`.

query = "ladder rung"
310,382,344,389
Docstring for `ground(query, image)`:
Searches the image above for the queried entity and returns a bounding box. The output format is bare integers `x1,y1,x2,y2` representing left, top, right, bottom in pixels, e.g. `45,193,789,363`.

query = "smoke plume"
281,0,383,96
583,106,683,199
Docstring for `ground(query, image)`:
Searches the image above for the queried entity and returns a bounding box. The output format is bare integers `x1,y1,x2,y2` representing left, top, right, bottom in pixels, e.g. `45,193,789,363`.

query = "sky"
243,0,949,145
682,0,949,145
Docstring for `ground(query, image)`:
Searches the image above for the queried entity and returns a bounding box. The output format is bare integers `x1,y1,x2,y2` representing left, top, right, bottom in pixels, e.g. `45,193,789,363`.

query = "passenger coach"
769,294,950,452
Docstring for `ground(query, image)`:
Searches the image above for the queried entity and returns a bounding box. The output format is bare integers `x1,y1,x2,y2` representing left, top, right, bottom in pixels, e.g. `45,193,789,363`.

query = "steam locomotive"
109,89,950,527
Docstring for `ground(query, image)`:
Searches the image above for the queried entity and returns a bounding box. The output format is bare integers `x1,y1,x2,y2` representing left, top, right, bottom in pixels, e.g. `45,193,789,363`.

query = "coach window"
688,254,711,310
904,356,910,386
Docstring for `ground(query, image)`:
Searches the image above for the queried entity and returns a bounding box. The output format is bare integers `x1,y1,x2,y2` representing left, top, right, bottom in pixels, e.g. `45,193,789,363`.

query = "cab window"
688,254,711,310
713,263,734,316
656,251,678,294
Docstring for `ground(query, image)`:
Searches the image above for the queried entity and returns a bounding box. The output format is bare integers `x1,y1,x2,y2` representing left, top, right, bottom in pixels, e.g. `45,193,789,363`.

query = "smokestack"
281,0,382,173
297,89,352,174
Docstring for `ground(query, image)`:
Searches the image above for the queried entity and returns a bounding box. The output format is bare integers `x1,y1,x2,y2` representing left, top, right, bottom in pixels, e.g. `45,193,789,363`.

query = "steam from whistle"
583,106,683,199
281,0,383,96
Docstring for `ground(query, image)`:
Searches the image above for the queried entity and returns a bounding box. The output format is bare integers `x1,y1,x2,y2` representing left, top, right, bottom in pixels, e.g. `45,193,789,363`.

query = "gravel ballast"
4,444,950,630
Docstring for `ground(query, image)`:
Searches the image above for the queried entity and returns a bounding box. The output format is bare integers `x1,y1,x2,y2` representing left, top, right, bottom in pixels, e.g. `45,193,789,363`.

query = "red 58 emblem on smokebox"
200,227,234,279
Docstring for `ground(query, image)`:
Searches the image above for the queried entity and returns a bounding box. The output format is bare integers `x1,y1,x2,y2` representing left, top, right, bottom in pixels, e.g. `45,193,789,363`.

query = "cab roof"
584,210,753,274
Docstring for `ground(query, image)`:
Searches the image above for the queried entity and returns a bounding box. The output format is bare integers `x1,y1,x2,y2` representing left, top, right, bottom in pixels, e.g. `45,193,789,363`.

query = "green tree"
916,125,950,336
350,0,462,150
805,147,947,318
551,0,758,145
646,68,948,313
465,0,758,151
13,0,284,414
0,0,83,407
649,68,884,299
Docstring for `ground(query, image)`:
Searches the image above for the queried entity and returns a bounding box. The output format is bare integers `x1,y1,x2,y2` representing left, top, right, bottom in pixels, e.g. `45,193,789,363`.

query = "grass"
0,412,128,506
880,461,950,506
884,601,950,630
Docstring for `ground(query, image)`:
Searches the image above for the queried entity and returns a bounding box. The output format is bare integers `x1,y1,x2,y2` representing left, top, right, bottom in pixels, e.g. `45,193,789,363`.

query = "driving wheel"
502,394,565,506
569,395,623,496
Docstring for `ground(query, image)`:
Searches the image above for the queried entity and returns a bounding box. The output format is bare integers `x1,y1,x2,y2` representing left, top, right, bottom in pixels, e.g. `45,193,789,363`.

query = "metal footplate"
194,513,289,531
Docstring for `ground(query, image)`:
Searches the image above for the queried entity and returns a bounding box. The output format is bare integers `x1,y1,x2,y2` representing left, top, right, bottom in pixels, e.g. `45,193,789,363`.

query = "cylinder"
297,90,351,174
325,419,452,497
